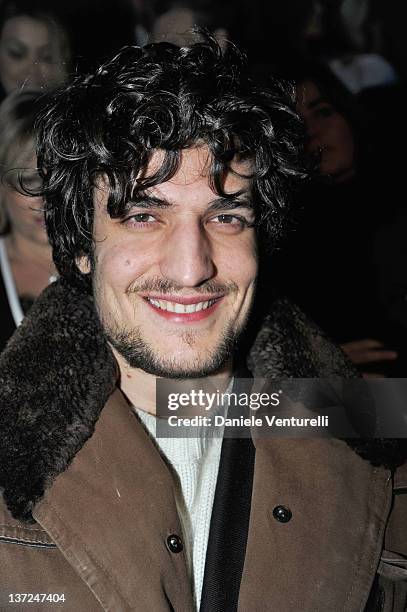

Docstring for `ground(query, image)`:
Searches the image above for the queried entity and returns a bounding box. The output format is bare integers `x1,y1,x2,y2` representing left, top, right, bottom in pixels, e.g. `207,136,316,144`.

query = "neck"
113,348,234,415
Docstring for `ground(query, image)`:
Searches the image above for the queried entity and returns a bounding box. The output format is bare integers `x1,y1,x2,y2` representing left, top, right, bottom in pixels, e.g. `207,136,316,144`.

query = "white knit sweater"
134,407,224,610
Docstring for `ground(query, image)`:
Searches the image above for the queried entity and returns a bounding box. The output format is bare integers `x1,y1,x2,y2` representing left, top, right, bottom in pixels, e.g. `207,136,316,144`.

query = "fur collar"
0,279,405,523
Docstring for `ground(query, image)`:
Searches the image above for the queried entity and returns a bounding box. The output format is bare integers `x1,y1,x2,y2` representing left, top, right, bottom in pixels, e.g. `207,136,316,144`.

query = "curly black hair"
36,35,305,286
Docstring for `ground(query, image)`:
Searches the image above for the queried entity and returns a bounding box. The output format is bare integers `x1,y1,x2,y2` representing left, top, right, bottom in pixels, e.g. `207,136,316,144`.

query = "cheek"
94,239,156,292
329,117,354,151
0,56,22,78
0,58,12,85
216,237,258,289
0,51,10,70
338,124,355,162
4,193,32,222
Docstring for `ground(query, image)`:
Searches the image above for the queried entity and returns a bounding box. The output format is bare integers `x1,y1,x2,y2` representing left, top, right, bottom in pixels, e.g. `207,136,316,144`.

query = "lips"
143,296,223,322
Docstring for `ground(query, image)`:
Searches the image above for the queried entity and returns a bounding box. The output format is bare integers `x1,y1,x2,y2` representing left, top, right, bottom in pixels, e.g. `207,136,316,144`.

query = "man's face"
83,146,258,379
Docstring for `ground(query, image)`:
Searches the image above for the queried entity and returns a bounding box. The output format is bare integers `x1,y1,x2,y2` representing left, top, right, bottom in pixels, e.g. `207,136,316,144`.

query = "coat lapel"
33,389,193,612
238,438,393,611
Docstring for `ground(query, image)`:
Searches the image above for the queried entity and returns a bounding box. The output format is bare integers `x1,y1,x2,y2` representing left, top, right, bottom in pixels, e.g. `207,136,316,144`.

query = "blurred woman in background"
150,0,228,48
0,1,70,100
274,62,398,375
0,89,56,351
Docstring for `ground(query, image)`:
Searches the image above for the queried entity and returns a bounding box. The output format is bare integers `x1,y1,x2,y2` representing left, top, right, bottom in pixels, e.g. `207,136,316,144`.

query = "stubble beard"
94,277,252,380
103,319,240,379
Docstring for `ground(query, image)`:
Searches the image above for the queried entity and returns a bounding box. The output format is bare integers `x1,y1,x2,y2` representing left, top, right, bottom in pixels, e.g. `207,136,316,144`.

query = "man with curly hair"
0,37,406,611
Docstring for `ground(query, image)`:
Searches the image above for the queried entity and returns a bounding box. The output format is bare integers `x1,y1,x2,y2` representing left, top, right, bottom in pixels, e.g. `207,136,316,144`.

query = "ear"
76,254,91,275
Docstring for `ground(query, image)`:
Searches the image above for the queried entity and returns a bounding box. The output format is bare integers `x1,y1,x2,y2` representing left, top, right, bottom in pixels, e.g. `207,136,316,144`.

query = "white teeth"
147,298,217,313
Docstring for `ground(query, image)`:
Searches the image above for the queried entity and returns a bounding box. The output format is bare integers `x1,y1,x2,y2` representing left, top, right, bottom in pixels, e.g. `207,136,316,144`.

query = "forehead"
141,146,253,198
1,16,50,46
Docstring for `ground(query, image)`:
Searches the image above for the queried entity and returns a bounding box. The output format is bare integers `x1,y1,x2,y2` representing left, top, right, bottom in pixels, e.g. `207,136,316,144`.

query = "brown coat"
0,280,406,611
1,388,407,611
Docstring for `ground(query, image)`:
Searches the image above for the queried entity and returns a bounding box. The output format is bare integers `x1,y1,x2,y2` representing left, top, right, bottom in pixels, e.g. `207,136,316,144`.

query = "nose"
26,61,44,88
159,218,216,287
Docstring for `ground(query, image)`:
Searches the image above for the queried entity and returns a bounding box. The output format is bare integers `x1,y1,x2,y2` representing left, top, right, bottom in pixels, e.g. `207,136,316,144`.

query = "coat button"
272,505,292,523
166,534,183,553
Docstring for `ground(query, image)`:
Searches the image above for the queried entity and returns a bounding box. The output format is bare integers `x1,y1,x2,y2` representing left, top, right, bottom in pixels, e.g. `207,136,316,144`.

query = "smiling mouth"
145,297,220,313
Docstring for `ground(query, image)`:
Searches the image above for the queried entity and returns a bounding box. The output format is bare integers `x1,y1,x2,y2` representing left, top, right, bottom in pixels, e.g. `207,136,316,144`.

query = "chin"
106,322,238,380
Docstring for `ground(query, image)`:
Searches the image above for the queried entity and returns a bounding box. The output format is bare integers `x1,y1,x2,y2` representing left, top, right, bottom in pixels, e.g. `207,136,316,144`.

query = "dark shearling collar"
0,278,406,523
0,280,117,522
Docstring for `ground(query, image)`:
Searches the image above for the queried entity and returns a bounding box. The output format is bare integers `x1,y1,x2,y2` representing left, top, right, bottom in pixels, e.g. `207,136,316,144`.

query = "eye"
6,47,25,60
314,105,335,119
216,214,239,224
122,212,157,228
209,213,253,232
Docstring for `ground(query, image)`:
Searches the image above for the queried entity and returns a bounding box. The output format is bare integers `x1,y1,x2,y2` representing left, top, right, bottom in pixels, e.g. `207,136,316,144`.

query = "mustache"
126,278,238,296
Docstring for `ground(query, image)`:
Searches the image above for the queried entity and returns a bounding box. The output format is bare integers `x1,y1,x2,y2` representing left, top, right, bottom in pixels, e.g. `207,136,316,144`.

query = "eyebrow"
208,196,254,212
127,193,254,212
